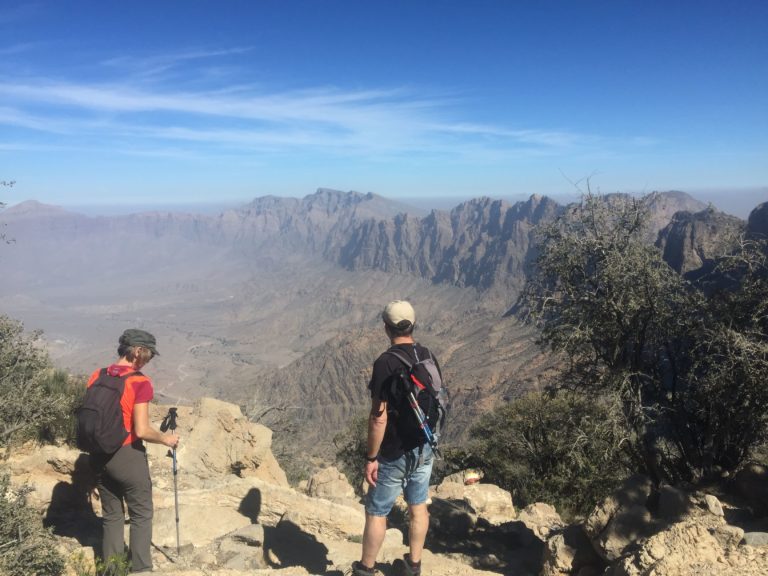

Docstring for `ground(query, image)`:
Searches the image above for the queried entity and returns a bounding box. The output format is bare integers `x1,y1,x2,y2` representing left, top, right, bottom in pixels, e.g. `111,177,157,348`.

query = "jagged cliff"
336,195,561,293
748,202,768,239
656,206,746,275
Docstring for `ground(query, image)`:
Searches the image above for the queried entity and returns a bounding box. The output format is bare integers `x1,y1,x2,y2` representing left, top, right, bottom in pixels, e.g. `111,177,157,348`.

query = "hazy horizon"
4,186,766,220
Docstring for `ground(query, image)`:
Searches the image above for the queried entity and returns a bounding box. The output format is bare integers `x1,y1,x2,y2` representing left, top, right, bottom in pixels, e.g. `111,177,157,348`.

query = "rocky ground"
6,398,768,575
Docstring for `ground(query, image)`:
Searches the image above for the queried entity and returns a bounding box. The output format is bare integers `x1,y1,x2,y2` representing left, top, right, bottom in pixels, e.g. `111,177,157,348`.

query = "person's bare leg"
407,503,429,563
361,513,387,569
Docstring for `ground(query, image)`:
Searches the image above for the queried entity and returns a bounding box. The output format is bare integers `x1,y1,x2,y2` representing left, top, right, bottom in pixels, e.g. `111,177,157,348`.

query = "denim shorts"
365,443,433,517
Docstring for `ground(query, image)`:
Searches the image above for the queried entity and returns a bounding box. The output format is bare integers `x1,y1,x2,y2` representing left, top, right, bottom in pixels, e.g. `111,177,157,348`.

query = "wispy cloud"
429,122,592,147
101,47,255,79
0,51,651,164
0,42,42,56
0,105,96,135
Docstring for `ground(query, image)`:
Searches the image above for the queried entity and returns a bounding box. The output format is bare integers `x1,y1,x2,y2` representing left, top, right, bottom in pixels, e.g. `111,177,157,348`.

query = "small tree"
680,239,768,472
523,193,768,483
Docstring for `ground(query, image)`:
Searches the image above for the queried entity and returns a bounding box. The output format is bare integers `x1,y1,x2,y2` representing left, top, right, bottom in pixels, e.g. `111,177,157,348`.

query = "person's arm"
364,398,387,487
133,402,179,448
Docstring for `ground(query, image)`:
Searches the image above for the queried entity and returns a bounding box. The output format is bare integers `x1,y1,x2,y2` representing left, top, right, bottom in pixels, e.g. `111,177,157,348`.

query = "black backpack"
75,369,136,454
385,347,447,449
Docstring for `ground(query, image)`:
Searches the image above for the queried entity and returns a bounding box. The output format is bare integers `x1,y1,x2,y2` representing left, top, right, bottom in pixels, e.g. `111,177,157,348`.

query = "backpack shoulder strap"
384,348,413,369
88,367,109,387
93,369,141,386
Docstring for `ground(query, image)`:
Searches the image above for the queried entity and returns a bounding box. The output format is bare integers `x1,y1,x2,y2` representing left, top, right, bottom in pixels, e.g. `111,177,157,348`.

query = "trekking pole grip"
160,407,178,432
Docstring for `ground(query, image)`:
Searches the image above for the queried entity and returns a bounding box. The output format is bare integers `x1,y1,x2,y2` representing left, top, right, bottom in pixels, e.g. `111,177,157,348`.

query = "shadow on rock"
264,518,331,575
44,453,101,549
238,487,262,523
402,497,544,575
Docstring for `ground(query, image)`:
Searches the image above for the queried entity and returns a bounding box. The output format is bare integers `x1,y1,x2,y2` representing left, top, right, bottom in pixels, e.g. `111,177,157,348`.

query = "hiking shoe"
345,560,377,576
392,554,421,576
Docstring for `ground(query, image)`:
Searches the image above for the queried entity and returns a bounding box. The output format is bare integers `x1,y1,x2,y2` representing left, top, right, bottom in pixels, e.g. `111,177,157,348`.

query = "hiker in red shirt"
88,329,179,573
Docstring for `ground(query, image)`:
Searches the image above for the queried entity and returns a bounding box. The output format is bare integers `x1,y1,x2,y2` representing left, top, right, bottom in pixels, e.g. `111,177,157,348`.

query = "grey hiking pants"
92,443,154,573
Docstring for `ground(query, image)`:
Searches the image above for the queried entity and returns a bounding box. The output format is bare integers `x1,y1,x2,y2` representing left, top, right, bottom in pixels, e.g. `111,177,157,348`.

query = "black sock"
406,556,421,569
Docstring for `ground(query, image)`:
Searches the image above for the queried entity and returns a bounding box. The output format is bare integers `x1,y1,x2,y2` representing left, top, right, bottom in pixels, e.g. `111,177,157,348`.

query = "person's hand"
364,460,378,487
164,433,180,449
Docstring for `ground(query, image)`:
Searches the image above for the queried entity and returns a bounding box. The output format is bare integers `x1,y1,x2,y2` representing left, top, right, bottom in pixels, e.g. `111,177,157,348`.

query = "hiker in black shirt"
349,301,441,576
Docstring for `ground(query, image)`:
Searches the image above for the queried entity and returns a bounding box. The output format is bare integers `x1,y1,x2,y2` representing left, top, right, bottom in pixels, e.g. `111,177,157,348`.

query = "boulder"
584,475,656,561
306,466,356,502
743,532,768,548
5,445,88,510
711,524,745,549
152,505,253,549
195,397,244,420
704,494,724,517
428,497,476,538
541,524,603,576
734,464,768,516
146,400,289,487
433,481,515,525
230,523,265,546
216,536,268,570
517,502,564,540
657,484,693,521
601,505,656,562
609,519,768,576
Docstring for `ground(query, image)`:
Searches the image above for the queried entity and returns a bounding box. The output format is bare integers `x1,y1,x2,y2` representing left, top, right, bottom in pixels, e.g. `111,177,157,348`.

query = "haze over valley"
3,187,763,457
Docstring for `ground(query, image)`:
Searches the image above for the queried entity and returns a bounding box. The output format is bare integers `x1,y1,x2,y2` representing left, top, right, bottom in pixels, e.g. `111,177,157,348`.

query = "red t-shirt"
86,364,154,446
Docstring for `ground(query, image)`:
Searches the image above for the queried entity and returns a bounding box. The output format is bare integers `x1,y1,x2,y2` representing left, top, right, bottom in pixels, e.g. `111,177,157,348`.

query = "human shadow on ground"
263,522,331,574
390,497,545,575
239,487,332,575
238,487,262,522
44,453,101,550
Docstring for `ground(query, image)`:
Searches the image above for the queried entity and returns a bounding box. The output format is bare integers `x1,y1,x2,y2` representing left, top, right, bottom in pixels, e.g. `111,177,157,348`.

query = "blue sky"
1,0,766,213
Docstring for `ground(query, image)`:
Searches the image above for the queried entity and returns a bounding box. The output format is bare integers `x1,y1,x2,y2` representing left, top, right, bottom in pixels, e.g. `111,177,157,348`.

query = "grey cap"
119,328,159,356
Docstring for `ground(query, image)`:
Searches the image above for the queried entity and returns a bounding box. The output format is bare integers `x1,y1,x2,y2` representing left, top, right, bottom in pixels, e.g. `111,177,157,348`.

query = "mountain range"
1,188,764,458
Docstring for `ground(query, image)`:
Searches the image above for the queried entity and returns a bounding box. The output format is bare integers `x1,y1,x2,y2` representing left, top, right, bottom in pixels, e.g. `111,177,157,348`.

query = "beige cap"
382,300,416,330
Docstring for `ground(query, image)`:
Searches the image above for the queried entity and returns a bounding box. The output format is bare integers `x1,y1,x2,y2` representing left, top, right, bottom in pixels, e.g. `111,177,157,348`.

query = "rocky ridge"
0,189,716,298
7,398,768,576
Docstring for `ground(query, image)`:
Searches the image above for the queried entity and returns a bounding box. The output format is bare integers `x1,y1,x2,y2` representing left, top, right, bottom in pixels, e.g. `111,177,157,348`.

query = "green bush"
0,316,83,576
0,470,65,576
460,392,630,518
333,413,368,495
69,550,129,576
0,316,74,451
37,369,86,445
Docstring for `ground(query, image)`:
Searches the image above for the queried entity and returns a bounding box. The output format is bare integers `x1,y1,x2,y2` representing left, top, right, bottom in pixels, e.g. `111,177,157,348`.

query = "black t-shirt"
368,342,442,460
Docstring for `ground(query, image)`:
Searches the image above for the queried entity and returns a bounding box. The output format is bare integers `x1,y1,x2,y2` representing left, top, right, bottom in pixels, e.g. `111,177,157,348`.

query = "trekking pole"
160,407,180,556
405,390,442,458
